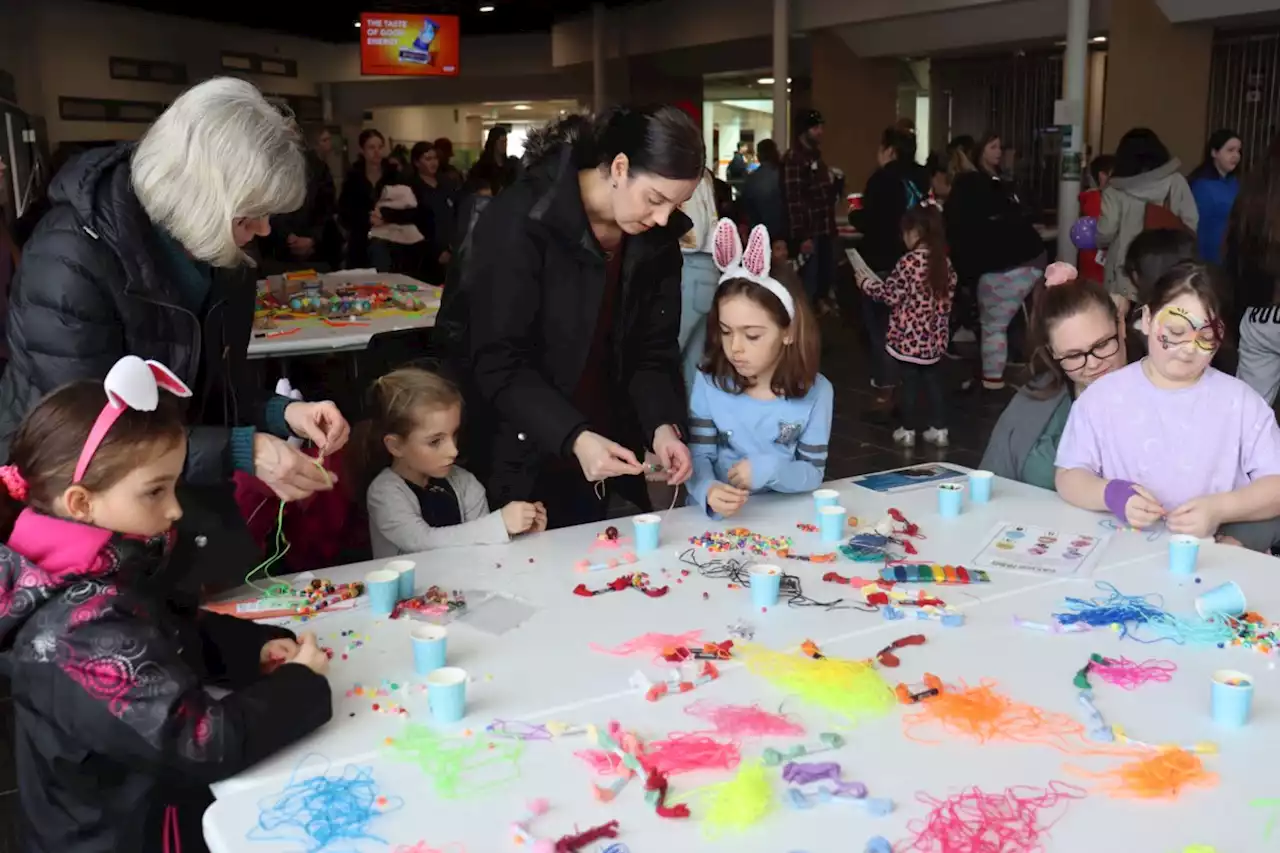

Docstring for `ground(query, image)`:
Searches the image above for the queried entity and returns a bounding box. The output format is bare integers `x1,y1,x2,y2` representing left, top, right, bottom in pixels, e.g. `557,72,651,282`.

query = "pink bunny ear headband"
74,356,192,483
1044,262,1078,288
711,219,795,319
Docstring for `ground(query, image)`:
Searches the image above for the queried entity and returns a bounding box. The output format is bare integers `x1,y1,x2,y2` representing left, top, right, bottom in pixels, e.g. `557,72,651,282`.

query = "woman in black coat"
0,78,348,594
339,128,398,268
440,106,704,526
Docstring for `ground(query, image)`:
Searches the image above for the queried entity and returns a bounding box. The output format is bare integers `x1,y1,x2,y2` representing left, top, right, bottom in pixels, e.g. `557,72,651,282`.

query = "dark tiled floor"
0,319,1009,850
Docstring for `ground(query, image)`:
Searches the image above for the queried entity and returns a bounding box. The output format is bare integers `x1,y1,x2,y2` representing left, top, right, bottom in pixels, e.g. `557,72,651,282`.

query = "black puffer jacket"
0,144,290,591
440,144,689,506
0,510,331,852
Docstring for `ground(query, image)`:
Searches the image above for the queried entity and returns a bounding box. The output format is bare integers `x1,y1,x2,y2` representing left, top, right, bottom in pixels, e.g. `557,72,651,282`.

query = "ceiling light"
757,77,792,85
1091,35,1107,43
513,104,531,111
354,20,361,27
479,4,496,11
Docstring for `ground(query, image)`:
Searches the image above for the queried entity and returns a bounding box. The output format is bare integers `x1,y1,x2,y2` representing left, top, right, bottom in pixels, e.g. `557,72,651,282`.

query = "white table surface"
202,472,1280,852
248,272,441,360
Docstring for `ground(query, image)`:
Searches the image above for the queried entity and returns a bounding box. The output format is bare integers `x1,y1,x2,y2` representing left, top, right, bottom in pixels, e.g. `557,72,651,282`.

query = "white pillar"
771,0,789,142
1056,0,1089,264
592,3,607,113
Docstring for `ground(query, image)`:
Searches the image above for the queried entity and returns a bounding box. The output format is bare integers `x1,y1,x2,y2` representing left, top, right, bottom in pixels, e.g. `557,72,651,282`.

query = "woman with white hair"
0,77,350,596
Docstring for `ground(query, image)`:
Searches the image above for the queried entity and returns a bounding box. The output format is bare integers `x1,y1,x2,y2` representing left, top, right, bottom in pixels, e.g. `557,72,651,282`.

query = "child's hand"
1123,485,1165,529
259,637,299,675
501,501,539,535
531,502,548,533
287,632,329,677
1167,495,1222,539
726,459,753,490
707,482,749,517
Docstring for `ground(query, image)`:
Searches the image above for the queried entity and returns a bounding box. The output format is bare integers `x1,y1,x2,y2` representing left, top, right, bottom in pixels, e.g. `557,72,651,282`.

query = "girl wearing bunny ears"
0,356,332,853
687,220,831,518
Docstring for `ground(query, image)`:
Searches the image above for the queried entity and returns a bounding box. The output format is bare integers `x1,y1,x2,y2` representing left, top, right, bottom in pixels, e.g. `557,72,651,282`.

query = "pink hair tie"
1044,262,1078,287
0,465,27,502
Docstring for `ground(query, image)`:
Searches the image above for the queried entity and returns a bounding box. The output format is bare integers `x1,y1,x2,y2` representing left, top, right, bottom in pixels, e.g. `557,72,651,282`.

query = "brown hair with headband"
1026,263,1120,399
0,380,186,539
700,276,820,398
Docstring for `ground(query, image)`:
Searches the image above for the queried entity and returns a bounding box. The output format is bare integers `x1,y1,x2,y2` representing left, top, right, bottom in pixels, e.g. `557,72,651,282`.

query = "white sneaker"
923,427,949,446
893,427,916,447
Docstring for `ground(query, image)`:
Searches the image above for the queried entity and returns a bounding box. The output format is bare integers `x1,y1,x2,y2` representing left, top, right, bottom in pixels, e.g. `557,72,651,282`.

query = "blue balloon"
1070,216,1098,251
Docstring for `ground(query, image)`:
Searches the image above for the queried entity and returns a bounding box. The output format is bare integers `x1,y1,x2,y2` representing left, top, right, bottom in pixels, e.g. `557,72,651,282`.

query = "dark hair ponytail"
523,105,705,181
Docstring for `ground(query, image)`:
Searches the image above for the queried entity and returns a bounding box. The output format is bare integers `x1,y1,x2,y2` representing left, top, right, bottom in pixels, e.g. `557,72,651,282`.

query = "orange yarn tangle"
903,679,1087,752
1069,748,1218,800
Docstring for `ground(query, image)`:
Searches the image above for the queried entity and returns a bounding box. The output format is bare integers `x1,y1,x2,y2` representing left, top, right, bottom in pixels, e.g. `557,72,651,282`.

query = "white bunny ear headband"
74,355,192,483
711,219,795,320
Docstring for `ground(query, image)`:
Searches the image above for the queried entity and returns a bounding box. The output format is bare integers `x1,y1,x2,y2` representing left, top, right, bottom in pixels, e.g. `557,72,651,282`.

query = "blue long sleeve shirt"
686,370,834,517
1190,173,1238,264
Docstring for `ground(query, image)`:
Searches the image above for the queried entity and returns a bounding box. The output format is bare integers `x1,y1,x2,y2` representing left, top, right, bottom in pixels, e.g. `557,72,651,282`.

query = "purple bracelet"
1103,479,1138,524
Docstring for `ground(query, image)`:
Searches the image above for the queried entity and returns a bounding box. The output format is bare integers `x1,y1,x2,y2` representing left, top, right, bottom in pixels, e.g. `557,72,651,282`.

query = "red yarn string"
553,820,619,852
902,782,1086,852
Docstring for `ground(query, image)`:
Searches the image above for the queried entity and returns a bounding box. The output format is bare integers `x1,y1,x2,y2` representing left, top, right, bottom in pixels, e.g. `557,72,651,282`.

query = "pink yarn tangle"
684,700,806,739
574,748,626,776
902,782,1087,853
1091,656,1176,690
642,733,740,776
393,843,466,853
589,630,704,666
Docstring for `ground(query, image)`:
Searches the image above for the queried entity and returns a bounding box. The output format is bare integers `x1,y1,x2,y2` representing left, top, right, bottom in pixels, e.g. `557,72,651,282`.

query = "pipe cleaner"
1068,747,1218,799
737,642,897,723
762,733,844,766
670,760,774,837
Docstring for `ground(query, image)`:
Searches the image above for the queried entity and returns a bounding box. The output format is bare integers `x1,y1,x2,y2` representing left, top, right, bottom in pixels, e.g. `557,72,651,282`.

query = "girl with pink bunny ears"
685,220,832,518
0,356,332,853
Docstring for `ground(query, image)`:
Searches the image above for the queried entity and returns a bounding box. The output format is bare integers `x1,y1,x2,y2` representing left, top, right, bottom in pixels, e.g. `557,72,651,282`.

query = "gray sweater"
979,380,1069,483
1097,160,1198,299
367,466,509,558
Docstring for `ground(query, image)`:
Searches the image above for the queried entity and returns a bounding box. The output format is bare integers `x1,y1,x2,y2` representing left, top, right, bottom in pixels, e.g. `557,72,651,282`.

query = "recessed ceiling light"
354,20,361,27
513,104,531,111
479,4,496,11
1091,35,1108,43
756,77,792,85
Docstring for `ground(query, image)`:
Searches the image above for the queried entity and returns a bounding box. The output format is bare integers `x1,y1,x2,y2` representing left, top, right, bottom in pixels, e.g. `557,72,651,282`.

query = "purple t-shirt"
1055,362,1280,510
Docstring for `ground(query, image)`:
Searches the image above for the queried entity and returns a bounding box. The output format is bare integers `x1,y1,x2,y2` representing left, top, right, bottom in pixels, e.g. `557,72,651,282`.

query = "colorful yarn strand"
671,760,774,838
1053,582,1234,645
384,724,524,799
902,782,1086,852
249,755,402,852
736,642,897,724
1091,655,1176,690
683,700,806,739
1068,747,1218,799
590,631,704,666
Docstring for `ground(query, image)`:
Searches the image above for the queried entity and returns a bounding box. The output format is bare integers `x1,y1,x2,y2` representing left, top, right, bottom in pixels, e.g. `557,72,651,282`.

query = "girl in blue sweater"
1189,128,1241,263
688,220,833,518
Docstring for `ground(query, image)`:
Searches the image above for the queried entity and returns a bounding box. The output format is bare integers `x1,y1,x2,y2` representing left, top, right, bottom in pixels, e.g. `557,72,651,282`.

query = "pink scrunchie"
1044,262,1079,287
0,465,26,502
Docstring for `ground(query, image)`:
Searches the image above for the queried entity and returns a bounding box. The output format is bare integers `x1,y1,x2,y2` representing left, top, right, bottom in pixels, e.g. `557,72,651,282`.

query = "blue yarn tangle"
1097,517,1164,542
249,754,403,852
1052,581,1233,645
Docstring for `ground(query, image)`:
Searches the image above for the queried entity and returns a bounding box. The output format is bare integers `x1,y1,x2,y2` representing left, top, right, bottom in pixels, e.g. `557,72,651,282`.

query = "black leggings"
898,360,946,431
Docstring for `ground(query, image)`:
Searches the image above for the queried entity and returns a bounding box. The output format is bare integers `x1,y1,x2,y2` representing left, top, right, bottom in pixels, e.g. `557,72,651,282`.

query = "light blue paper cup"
385,559,416,601
750,565,782,608
1211,669,1254,727
937,483,964,518
819,505,847,543
813,489,840,525
1196,581,1246,619
427,666,468,723
968,470,994,504
412,624,448,675
633,514,661,554
366,569,401,616
1169,535,1200,575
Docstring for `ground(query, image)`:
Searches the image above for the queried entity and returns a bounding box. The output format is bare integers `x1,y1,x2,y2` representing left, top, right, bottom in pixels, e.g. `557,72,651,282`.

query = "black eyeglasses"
1053,335,1121,372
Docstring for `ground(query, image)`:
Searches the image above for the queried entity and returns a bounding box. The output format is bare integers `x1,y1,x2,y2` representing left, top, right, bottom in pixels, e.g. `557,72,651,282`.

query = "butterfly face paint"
1154,306,1223,354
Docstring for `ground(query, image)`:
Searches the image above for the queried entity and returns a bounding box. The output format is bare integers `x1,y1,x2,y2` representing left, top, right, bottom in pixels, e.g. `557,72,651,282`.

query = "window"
221,51,297,78
59,97,166,123
109,58,188,85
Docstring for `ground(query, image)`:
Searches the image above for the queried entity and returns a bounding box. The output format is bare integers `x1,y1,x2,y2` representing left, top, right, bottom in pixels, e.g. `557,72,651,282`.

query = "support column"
592,2,606,113
772,0,788,142
1056,0,1088,264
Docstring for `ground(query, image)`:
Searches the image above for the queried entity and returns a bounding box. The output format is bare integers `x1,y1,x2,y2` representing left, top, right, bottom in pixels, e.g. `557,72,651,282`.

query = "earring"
612,181,617,188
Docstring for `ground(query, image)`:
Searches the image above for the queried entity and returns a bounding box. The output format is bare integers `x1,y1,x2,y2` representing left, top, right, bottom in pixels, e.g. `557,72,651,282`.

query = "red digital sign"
360,13,460,77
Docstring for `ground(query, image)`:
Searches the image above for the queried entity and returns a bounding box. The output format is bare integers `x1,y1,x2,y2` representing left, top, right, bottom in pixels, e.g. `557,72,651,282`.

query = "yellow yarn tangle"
672,759,773,837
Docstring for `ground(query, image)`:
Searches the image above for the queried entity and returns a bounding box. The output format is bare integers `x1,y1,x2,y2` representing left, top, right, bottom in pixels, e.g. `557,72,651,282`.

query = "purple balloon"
1070,216,1098,251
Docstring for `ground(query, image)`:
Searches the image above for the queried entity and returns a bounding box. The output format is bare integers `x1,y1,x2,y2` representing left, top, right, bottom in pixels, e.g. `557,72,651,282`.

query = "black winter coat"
944,169,1044,282
0,144,290,591
440,145,690,506
0,510,331,853
849,160,928,273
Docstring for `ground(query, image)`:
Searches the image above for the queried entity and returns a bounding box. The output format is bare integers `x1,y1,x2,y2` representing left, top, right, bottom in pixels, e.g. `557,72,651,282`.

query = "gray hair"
131,77,306,268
